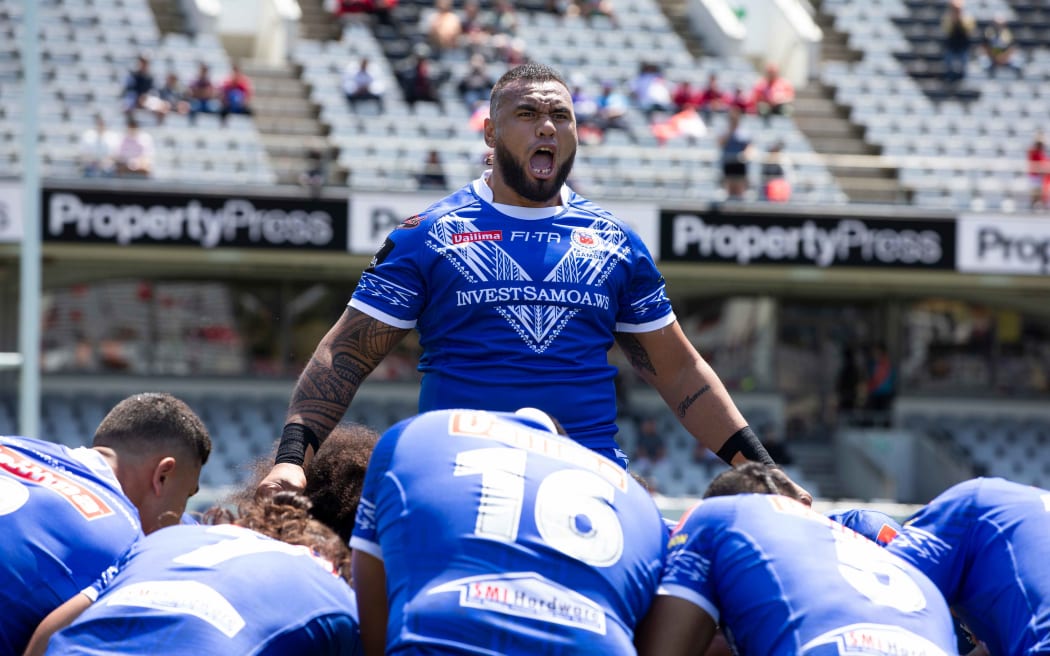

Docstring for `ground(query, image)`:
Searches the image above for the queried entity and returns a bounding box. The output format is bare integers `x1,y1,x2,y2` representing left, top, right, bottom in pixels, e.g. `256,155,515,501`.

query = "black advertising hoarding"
43,188,349,251
659,210,956,269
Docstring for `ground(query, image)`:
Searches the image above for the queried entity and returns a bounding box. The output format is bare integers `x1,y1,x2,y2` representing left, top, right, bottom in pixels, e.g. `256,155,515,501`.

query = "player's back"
351,409,666,654
887,477,1050,654
47,524,362,655
0,435,142,655
663,494,957,654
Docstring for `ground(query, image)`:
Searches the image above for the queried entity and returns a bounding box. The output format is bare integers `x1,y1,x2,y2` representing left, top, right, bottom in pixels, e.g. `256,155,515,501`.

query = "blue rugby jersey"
827,508,903,546
887,477,1050,654
48,524,362,655
350,177,674,451
659,494,957,655
350,409,667,655
0,435,142,655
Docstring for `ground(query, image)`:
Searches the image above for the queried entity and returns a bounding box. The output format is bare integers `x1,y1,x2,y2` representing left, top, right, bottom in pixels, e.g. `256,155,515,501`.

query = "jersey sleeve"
614,229,675,333
348,419,408,561
348,221,429,329
886,480,979,600
655,501,724,623
827,509,903,546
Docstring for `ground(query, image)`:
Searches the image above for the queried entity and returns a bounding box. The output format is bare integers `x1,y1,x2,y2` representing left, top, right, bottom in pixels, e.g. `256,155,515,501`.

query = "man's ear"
151,456,177,496
483,117,495,147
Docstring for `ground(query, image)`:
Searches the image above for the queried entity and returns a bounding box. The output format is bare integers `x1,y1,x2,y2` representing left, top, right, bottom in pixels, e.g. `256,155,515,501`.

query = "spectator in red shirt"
1027,131,1049,209
219,63,253,126
751,62,794,121
697,72,731,123
671,79,701,113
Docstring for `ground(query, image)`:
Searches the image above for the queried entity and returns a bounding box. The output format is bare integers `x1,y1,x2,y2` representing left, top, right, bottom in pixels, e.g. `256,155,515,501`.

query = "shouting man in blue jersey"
257,62,809,504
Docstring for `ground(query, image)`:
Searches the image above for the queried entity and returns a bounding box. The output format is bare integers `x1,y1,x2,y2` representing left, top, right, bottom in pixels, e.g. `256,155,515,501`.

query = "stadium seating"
295,0,844,202
0,0,275,184
899,409,1050,487
820,0,1050,210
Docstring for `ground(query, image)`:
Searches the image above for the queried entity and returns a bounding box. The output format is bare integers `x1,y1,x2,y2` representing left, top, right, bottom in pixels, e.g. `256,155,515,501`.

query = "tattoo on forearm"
676,384,711,419
290,310,407,435
616,334,657,376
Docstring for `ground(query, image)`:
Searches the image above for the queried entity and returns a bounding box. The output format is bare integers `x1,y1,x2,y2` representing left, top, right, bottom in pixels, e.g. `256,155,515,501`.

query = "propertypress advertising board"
349,190,662,258
957,214,1050,276
0,181,22,243
659,210,956,269
43,188,349,251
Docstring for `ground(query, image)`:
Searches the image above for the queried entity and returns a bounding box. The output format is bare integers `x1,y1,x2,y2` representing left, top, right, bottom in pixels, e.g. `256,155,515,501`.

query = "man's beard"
493,140,576,203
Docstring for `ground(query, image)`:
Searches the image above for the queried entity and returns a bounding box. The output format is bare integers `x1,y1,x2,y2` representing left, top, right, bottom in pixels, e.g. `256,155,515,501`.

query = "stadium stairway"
240,60,346,187
651,0,707,59
798,0,910,204
297,0,344,42
146,0,188,36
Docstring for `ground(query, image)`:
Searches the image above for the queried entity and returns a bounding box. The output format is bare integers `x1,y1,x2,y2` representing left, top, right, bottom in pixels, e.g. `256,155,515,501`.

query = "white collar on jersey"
472,170,571,220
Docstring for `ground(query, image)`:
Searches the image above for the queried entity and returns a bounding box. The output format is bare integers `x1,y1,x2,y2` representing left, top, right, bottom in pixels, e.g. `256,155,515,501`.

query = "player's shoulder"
384,185,481,238
566,192,630,226
422,184,483,222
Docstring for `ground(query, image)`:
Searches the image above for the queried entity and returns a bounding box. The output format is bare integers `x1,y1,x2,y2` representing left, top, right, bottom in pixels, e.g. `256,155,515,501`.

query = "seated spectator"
941,0,976,83
570,75,602,143
493,34,528,66
595,79,630,134
78,114,119,177
456,53,494,111
751,63,794,120
459,0,495,56
342,57,385,112
423,0,463,57
651,105,706,146
219,64,253,126
332,0,397,28
671,79,701,113
760,140,793,202
490,0,519,37
981,15,1022,78
467,101,489,132
416,149,448,190
728,84,754,114
121,55,167,123
1027,131,1048,209
397,51,446,107
632,62,675,121
186,62,221,125
157,72,190,119
697,72,731,122
719,106,753,200
114,117,154,178
565,0,618,25
299,149,327,197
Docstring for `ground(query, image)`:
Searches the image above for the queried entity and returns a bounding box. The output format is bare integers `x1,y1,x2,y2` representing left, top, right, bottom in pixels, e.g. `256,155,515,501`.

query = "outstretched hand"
255,463,307,499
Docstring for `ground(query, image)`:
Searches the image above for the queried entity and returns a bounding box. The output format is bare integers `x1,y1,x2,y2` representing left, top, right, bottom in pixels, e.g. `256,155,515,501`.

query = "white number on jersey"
455,448,625,567
832,529,928,613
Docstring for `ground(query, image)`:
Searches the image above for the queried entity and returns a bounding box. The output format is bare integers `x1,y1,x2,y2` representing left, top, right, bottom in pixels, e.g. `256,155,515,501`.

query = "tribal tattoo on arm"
289,308,409,439
615,333,657,377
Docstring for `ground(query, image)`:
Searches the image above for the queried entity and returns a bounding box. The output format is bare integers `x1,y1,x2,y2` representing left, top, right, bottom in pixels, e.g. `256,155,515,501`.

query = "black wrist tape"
716,425,775,466
275,423,321,466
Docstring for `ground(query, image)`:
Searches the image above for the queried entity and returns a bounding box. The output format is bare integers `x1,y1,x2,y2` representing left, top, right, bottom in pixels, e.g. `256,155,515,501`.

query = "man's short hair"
703,462,801,500
490,62,570,115
93,393,211,466
304,423,379,543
